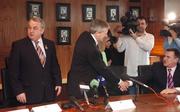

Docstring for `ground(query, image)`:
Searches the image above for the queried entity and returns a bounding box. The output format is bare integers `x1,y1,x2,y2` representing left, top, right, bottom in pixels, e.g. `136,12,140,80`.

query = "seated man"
137,48,180,94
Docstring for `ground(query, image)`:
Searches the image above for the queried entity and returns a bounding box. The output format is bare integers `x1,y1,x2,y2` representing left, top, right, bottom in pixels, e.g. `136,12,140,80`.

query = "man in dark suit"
67,19,131,99
8,17,62,104
137,48,180,94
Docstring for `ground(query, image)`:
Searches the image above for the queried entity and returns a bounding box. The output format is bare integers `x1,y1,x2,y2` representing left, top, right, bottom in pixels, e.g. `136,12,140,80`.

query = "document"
31,103,62,112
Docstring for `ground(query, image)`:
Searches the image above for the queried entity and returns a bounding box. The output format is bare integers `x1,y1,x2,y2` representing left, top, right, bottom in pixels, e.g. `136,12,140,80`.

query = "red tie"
35,41,46,66
167,69,174,88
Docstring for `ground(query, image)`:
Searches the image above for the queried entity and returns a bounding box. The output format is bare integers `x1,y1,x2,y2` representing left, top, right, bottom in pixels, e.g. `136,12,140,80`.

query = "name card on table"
31,103,62,112
8,109,30,112
106,99,136,112
176,95,180,102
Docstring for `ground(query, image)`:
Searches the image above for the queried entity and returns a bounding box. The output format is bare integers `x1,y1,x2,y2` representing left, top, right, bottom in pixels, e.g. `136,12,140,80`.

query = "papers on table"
7,103,62,112
8,109,29,112
106,99,136,112
31,103,62,112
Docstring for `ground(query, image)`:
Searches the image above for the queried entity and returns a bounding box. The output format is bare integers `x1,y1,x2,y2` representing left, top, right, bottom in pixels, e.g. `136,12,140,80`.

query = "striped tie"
167,69,174,88
35,41,46,66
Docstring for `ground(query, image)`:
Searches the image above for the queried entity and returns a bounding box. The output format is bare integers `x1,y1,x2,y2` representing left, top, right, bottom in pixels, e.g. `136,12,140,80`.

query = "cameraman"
115,17,154,94
163,27,180,52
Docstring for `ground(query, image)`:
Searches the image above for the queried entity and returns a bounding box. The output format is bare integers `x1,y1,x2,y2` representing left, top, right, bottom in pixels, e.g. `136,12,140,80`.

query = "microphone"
79,84,90,105
129,77,149,88
69,96,84,111
97,76,109,98
90,79,99,98
129,77,172,104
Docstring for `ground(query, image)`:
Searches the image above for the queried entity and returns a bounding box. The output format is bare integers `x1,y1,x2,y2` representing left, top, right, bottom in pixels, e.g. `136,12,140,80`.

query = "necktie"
35,41,46,66
167,69,174,88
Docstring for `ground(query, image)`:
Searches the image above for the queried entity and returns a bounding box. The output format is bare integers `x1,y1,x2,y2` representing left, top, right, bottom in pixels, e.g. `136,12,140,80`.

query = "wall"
0,0,164,80
165,0,180,19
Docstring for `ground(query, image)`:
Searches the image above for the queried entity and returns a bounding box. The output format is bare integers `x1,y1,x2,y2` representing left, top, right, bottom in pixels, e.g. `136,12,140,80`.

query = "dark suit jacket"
67,31,129,98
8,37,62,104
137,62,180,93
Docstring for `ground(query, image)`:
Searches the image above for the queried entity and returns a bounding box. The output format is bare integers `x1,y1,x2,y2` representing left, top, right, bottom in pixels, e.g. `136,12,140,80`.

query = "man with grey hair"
67,19,130,98
9,17,62,104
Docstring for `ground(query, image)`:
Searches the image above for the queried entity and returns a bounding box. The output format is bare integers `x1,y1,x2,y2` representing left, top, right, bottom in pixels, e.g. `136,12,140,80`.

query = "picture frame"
56,3,71,21
106,5,119,22
129,6,141,18
82,4,96,22
56,27,71,45
107,0,119,1
27,1,43,20
129,0,141,2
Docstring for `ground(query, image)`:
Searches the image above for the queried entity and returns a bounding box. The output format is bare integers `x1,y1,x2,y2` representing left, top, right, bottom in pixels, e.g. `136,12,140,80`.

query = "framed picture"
106,5,119,22
130,6,141,18
57,27,71,45
56,3,71,21
27,1,43,20
82,4,96,22
129,0,141,2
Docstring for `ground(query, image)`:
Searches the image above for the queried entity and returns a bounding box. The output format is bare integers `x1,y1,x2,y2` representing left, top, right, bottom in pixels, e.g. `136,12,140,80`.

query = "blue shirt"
164,37,180,52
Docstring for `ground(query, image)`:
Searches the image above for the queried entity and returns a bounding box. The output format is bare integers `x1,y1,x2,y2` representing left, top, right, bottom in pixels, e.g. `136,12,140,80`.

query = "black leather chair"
0,68,19,108
137,65,153,94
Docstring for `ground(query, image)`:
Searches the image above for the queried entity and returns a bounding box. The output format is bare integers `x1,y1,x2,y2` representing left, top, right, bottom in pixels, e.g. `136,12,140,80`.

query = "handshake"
118,80,132,92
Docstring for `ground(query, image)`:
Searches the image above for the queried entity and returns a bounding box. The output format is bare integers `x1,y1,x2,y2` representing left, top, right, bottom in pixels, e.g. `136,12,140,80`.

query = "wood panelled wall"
0,0,164,79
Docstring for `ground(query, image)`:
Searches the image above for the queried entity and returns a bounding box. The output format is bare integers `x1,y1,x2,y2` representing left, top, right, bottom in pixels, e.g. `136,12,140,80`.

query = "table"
0,94,180,112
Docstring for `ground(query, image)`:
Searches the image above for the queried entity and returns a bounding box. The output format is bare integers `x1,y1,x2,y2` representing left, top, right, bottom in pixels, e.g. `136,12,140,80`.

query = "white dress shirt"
166,66,180,91
91,34,98,46
116,32,154,77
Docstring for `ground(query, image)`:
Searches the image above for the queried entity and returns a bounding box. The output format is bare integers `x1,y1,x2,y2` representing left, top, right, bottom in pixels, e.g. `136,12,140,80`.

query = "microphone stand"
133,84,139,102
103,86,109,105
83,90,90,105
103,96,109,105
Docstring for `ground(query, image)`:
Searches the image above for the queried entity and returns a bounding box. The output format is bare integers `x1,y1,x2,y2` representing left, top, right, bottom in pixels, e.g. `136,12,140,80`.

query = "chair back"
1,68,18,107
138,65,153,94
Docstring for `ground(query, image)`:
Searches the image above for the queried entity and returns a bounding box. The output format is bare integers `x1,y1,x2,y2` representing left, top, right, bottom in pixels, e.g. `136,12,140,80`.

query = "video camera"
160,20,180,37
120,11,138,35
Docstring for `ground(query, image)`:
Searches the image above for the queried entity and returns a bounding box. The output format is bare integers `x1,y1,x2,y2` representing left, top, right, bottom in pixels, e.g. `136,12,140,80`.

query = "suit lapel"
88,33,100,52
27,37,47,68
27,37,40,61
161,65,167,88
42,38,49,68
88,33,103,61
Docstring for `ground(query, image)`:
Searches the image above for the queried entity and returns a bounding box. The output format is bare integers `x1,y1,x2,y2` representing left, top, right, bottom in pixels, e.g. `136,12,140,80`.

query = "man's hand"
16,93,27,103
118,81,129,91
160,88,178,94
55,86,62,96
169,29,177,39
129,29,137,40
